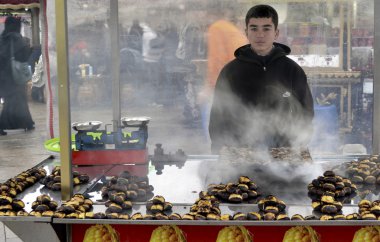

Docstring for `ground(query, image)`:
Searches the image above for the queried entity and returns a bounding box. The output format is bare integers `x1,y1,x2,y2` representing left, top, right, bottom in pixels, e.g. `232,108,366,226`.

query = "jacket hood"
234,42,291,64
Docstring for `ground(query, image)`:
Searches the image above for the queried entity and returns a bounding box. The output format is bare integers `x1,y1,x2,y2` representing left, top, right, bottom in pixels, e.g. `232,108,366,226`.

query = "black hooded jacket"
209,43,314,153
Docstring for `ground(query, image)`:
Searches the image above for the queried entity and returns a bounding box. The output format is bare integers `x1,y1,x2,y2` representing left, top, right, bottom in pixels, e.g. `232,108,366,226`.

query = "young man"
208,5,314,153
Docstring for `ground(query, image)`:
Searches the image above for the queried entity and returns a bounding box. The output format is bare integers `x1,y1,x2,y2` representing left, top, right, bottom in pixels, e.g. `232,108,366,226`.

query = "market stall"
1,0,380,241
2,153,380,241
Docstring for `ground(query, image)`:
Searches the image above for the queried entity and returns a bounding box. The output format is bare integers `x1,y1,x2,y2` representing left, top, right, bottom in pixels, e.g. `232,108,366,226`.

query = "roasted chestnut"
206,213,220,220
228,194,243,203
247,212,261,221
122,201,133,210
152,195,165,204
194,214,206,220
0,195,12,205
304,215,318,220
85,212,94,219
106,203,123,214
53,212,66,218
182,214,194,220
361,213,377,220
333,214,346,220
168,213,182,220
263,212,276,221
232,212,246,220
142,214,154,220
239,176,250,184
93,212,106,219
264,206,279,215
320,215,333,221
42,211,54,217
16,211,29,216
131,212,143,220
35,204,50,213
118,214,130,220
321,205,338,214
12,199,25,211
29,211,42,217
220,214,231,221
276,214,290,220
163,202,173,211
291,214,304,220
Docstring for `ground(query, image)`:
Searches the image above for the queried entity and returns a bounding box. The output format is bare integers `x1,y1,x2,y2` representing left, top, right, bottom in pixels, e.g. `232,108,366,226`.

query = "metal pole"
373,0,380,153
31,8,40,47
110,0,121,132
55,0,73,200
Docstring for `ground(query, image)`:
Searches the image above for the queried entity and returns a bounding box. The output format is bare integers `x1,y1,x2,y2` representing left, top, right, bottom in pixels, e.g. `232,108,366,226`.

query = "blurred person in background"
142,19,181,107
199,2,248,138
68,39,93,104
158,19,182,106
0,16,34,135
209,5,314,153
120,20,144,100
31,55,45,103
176,8,207,127
28,44,41,73
128,19,143,53
141,22,164,107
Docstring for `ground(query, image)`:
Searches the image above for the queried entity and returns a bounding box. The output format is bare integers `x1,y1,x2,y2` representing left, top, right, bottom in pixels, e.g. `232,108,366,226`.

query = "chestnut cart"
1,154,380,242
2,1,380,241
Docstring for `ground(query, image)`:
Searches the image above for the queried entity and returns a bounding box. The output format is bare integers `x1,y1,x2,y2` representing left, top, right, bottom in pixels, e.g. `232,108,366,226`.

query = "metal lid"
72,121,103,131
121,116,151,126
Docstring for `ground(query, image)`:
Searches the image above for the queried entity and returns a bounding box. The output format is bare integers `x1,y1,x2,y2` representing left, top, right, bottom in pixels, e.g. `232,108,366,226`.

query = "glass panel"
46,0,374,161
285,2,340,67
350,0,374,154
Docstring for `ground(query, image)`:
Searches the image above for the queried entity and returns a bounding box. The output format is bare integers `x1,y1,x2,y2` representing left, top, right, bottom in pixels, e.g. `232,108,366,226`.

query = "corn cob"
283,226,319,242
352,226,380,242
83,224,119,242
150,225,186,242
216,226,252,242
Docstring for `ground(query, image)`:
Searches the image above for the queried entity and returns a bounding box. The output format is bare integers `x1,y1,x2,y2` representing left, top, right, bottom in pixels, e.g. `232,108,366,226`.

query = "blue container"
313,104,339,134
310,104,339,152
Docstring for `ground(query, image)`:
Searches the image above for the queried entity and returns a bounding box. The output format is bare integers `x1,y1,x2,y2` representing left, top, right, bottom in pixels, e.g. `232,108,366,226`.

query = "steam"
210,80,314,150
199,152,324,204
203,80,323,203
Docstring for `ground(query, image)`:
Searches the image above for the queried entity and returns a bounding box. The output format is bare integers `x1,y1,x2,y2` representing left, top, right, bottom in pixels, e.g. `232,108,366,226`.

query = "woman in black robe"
0,17,34,135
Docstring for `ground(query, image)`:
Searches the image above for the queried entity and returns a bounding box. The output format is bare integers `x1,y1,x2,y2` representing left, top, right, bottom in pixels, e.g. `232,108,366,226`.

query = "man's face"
246,17,279,56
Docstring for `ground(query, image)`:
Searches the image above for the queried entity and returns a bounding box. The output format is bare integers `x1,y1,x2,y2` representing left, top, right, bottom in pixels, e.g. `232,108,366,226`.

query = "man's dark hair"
245,5,278,29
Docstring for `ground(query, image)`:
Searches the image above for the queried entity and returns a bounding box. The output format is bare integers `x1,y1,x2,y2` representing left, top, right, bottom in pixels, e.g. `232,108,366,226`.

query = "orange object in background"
206,19,247,90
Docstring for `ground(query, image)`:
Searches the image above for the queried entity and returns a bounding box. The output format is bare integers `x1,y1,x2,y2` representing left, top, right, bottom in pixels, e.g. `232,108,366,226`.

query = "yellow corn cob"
283,226,319,242
150,225,187,242
216,226,253,242
352,226,380,242
83,224,119,242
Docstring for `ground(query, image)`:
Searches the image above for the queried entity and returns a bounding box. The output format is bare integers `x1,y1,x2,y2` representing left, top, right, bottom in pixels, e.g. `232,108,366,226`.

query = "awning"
0,0,39,10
